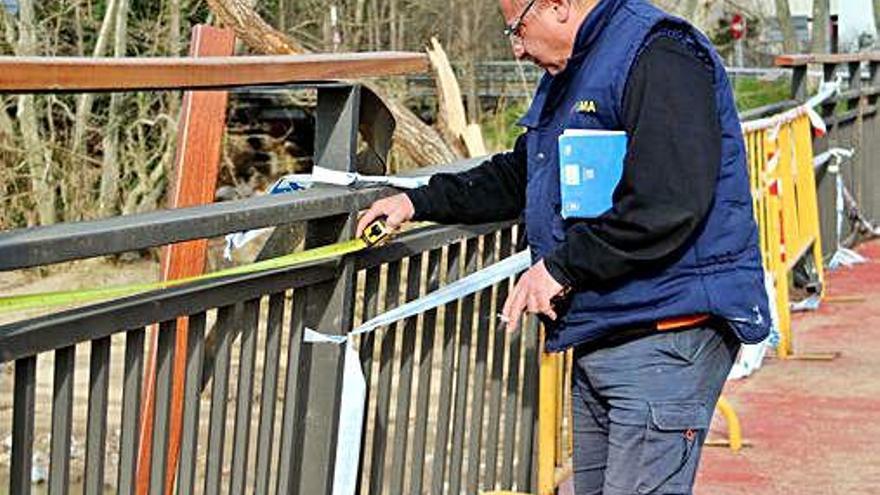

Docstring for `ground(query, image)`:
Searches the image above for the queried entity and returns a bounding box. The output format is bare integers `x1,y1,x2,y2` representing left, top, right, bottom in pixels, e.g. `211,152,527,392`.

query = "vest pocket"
637,401,709,494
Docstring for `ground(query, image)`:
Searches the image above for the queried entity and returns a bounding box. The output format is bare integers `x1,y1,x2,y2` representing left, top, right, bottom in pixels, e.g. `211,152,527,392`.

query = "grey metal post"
791,65,808,101
867,62,880,220
849,61,865,209
292,84,361,495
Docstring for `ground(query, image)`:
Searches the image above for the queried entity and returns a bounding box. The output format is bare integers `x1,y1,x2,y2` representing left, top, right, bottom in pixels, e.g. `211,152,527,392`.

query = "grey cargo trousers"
571,322,739,494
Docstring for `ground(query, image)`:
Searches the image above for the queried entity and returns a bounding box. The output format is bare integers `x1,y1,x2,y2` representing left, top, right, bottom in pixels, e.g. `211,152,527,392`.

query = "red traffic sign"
731,13,746,40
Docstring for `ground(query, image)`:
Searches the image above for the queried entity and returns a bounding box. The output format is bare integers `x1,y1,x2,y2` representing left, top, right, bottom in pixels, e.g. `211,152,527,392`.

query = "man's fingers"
501,276,522,317
356,208,381,237
526,292,540,315
505,281,528,331
386,209,407,230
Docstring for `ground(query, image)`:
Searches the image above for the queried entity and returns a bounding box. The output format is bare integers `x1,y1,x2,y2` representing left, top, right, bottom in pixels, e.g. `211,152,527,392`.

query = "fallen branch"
205,0,461,169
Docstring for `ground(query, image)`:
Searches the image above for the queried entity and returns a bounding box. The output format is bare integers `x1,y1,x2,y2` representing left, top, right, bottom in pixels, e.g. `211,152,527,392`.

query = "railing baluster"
500,230,521,489
49,346,75,495
149,320,177,495
356,266,381,491
486,228,513,489
389,254,424,493
204,306,236,495
448,237,480,495
254,293,285,495
230,298,260,495
276,292,306,495
84,337,111,495
518,317,540,492
431,242,462,495
467,233,497,493
177,313,206,495
369,260,402,495
11,356,36,495
409,248,442,494
118,328,145,495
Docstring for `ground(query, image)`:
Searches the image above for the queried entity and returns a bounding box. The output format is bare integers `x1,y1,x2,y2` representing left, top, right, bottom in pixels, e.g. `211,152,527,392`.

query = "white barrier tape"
302,328,364,495
351,250,532,337
224,169,431,258
823,147,873,270
741,78,841,134
765,152,780,174
311,166,430,190
815,147,855,175
224,175,314,260
304,249,531,495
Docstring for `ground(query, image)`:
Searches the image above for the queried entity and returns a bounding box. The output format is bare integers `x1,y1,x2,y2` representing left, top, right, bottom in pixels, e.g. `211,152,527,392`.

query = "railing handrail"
0,51,428,93
776,51,880,67
0,158,483,271
0,221,511,363
0,263,333,363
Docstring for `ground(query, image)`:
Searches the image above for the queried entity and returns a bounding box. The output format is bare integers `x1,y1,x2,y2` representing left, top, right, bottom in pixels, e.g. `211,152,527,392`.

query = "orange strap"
657,314,711,331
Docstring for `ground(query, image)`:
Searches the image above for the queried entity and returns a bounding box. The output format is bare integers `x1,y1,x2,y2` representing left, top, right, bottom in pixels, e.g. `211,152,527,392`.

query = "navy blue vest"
520,0,770,351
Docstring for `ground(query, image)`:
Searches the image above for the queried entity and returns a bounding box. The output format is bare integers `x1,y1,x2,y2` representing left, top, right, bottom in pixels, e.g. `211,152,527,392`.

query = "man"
357,0,770,493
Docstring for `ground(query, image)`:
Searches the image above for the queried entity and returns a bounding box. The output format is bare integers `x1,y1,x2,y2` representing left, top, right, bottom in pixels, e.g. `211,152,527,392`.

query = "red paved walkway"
696,240,880,494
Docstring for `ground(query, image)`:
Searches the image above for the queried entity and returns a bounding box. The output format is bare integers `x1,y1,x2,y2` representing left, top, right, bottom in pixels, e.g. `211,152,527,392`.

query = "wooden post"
134,24,234,495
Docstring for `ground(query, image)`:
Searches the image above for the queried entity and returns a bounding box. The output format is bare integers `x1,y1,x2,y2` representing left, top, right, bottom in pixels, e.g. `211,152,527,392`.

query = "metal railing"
0,53,538,495
776,52,880,255
4,47,880,495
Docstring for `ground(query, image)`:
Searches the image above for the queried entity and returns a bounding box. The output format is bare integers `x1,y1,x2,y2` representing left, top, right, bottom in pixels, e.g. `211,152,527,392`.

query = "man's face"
500,0,571,74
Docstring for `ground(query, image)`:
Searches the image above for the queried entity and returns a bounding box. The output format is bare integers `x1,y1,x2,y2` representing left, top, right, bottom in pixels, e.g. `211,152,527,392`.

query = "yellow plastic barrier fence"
744,113,825,358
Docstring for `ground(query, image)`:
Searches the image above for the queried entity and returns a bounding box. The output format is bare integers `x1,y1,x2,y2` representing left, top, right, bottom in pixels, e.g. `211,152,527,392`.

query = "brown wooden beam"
776,52,880,67
0,51,428,93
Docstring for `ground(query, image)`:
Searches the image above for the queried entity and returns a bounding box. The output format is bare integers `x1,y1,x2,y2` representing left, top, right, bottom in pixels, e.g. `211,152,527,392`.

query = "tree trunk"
73,0,85,56
205,0,460,168
370,0,380,49
16,0,57,226
207,0,305,53
683,0,700,21
0,5,15,47
389,0,398,50
0,10,17,138
775,0,798,53
99,0,129,217
812,0,830,53
72,0,119,159
169,0,181,55
352,0,366,49
875,0,880,39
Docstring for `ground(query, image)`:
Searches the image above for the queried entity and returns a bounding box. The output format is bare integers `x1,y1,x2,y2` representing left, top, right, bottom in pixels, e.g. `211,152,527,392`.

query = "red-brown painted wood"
0,51,428,92
134,25,235,495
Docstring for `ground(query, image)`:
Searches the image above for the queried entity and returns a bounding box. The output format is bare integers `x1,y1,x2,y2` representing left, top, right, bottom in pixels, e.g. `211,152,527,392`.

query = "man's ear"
551,0,572,23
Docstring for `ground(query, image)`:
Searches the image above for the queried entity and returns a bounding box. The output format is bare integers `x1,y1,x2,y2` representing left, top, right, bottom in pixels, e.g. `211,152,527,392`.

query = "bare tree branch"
16,0,57,226
98,0,129,217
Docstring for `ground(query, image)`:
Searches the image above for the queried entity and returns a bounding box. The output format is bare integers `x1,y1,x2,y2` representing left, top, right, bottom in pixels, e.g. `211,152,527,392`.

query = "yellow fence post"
538,328,558,495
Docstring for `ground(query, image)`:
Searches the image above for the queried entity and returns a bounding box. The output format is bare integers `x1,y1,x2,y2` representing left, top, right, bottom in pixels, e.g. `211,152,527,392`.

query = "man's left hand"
501,259,566,331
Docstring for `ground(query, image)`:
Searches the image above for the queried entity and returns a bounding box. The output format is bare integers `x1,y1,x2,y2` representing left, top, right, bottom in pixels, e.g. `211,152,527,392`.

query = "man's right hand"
356,193,416,238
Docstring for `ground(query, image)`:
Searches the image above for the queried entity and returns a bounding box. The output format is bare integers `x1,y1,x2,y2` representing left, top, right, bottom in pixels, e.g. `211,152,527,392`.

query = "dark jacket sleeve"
544,36,722,289
404,133,527,224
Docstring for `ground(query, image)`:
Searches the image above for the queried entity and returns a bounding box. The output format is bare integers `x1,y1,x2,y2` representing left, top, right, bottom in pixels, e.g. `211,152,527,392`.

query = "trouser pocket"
668,326,721,365
637,401,710,494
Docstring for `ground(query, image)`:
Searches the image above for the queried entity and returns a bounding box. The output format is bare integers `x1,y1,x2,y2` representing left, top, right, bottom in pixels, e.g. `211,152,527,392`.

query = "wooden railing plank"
0,52,428,93
776,51,880,67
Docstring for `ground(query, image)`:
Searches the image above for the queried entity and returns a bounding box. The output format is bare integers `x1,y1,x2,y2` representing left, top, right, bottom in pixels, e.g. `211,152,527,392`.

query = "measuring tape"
0,219,392,315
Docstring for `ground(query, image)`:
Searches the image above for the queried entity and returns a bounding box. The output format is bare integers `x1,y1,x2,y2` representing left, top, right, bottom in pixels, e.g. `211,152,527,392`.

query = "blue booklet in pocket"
558,129,628,219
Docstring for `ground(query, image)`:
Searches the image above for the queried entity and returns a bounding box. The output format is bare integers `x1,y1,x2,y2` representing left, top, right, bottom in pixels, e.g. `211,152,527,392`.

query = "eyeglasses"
503,0,540,39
